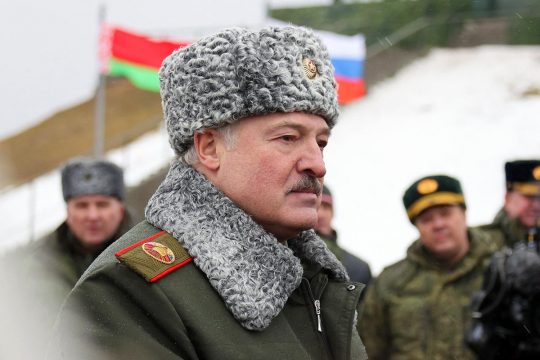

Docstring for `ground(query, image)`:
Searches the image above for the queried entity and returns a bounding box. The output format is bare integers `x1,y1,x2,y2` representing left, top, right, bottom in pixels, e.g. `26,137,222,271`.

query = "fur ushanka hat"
61,158,125,201
159,26,339,156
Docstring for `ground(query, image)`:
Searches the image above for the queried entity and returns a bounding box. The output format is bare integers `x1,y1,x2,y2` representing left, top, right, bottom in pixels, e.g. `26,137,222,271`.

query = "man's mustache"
288,176,323,196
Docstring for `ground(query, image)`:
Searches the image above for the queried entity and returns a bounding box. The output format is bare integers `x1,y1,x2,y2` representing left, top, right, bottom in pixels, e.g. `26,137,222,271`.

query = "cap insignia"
142,242,175,264
302,58,318,80
83,171,93,181
533,165,540,180
417,178,439,194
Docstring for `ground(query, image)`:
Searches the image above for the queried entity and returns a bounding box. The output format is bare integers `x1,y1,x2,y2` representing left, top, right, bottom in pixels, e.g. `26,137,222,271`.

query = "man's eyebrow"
269,121,331,136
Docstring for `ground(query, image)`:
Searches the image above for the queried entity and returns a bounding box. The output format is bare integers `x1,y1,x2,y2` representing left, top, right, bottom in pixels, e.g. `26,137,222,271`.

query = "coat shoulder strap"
115,230,192,283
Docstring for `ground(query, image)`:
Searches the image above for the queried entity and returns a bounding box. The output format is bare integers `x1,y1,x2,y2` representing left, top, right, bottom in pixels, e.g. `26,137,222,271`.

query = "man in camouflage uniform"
481,160,540,246
465,160,540,359
48,26,367,360
359,175,503,360
0,157,132,359
316,184,372,287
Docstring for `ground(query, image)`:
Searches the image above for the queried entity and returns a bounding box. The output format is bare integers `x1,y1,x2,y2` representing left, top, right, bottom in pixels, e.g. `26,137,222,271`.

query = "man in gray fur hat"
49,26,367,359
0,157,133,359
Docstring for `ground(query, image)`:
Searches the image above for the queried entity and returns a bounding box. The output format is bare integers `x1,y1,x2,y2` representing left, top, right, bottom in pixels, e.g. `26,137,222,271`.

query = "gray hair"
182,123,238,166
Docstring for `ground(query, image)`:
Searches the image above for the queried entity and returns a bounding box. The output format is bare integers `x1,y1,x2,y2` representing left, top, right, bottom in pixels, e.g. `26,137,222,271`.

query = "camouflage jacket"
480,208,539,248
358,227,502,360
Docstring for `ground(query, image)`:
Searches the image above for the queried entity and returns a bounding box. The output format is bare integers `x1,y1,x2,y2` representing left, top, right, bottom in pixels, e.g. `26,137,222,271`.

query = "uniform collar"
407,227,493,274
145,160,347,331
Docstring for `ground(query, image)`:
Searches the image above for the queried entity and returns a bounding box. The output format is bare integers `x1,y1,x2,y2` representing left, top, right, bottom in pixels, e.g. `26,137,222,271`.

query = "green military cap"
505,160,540,196
403,174,466,222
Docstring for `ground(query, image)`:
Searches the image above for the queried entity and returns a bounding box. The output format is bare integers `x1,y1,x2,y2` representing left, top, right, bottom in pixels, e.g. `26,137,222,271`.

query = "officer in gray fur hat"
0,157,133,359
60,157,130,251
50,26,367,359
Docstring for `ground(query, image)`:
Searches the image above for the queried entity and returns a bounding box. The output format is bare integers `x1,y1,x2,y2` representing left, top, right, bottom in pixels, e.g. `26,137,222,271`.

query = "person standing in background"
316,184,372,288
0,157,133,359
481,160,540,246
359,175,503,360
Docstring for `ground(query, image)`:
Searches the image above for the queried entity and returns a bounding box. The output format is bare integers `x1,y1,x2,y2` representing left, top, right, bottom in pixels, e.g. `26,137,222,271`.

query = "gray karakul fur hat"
61,157,125,201
159,25,339,156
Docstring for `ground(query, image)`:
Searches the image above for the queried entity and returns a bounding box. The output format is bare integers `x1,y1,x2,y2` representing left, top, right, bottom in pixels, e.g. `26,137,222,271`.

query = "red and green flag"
99,25,190,92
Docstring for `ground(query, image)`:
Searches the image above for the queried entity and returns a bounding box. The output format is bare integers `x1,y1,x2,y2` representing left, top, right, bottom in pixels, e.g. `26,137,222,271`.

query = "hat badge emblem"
302,58,318,79
417,178,439,194
142,242,175,264
533,165,540,181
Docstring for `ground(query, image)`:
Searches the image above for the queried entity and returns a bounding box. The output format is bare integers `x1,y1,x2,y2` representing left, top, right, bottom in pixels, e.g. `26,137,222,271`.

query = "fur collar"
145,160,347,331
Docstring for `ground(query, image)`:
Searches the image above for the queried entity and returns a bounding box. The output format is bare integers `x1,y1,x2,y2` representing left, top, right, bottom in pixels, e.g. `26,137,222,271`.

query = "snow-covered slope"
325,46,540,273
1,45,539,274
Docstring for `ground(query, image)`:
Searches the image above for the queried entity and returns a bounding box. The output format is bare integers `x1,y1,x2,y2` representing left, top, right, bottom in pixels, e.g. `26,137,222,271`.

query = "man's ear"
193,130,220,171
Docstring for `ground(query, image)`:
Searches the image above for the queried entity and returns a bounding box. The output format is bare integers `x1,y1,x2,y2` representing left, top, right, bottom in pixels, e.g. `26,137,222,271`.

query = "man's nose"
297,140,326,178
432,215,446,229
86,205,100,219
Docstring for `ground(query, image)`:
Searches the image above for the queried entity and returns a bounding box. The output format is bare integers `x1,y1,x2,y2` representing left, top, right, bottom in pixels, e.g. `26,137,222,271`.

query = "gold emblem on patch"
533,165,540,180
302,58,318,79
142,242,175,264
417,178,439,194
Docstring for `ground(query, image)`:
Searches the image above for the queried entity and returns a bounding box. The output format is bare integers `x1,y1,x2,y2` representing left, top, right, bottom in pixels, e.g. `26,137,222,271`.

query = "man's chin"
291,207,318,224
80,234,108,248
289,217,318,234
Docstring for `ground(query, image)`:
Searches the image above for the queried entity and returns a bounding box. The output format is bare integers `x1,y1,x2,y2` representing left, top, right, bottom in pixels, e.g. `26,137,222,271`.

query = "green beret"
403,175,466,223
505,160,540,196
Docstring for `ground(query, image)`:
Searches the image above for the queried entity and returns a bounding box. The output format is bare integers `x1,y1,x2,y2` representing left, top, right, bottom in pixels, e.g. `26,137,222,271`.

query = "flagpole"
94,4,106,159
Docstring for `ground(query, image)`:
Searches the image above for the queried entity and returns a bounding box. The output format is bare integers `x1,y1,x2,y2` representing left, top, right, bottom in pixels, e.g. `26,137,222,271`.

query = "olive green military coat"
0,215,132,359
358,227,502,360
319,230,372,288
49,221,367,360
480,208,538,247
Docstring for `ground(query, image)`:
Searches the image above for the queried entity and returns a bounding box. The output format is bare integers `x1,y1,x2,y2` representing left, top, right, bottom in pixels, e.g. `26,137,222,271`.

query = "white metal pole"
94,5,107,159
29,180,35,242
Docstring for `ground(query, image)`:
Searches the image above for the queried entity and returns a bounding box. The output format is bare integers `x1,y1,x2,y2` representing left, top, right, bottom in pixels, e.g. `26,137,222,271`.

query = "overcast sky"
2,0,318,139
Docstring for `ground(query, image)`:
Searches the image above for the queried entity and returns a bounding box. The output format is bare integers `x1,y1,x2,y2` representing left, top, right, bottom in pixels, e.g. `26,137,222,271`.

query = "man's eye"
97,202,111,209
281,135,295,142
318,140,328,149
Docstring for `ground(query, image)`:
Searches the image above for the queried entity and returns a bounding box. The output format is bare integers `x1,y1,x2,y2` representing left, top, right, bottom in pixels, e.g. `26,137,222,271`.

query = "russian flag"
268,20,366,104
314,30,366,104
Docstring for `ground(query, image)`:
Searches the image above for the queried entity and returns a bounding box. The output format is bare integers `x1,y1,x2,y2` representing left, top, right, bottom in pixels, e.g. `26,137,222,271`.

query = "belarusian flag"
99,25,189,92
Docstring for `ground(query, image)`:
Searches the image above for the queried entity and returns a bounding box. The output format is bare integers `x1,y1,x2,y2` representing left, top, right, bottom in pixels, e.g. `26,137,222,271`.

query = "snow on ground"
0,127,174,250
325,45,540,274
1,45,540,274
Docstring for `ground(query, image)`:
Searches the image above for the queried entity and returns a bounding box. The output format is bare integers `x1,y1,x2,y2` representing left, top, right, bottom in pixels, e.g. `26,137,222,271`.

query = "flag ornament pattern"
100,25,366,103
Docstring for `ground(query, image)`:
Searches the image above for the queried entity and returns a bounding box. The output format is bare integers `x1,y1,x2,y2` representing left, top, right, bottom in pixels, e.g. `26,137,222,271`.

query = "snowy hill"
1,45,539,274
325,45,540,273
